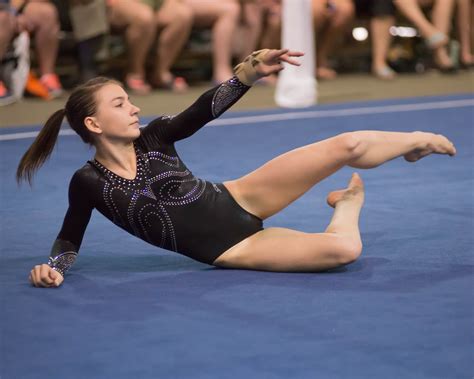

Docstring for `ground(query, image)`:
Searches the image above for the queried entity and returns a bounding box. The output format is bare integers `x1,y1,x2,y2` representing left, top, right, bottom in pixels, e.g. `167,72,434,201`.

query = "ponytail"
16,109,65,185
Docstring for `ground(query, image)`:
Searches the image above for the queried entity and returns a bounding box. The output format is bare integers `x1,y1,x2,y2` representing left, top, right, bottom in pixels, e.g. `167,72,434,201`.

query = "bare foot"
326,173,365,208
404,132,457,162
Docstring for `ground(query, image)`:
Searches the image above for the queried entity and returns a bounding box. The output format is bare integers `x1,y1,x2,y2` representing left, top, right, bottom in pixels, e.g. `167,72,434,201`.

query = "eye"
115,103,123,108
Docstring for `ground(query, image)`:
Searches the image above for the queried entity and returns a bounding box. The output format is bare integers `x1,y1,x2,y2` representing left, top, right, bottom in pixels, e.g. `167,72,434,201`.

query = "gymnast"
18,48,457,287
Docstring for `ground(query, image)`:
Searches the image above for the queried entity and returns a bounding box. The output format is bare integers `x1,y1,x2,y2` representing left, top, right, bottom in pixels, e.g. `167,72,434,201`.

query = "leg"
23,2,60,76
431,0,456,69
370,16,396,79
457,0,473,65
0,11,15,60
234,2,263,61
152,0,193,88
185,0,240,83
108,0,156,91
224,131,456,220
213,174,364,272
394,0,443,42
315,0,355,79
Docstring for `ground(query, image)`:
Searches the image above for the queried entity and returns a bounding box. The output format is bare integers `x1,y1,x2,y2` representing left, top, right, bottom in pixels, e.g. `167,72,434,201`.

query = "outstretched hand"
255,49,304,78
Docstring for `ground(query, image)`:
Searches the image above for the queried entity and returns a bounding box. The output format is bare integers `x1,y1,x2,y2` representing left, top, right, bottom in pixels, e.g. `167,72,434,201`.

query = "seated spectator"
184,0,241,84
394,0,456,72
354,0,397,80
312,0,355,80
0,6,17,105
0,0,63,103
234,0,281,85
456,0,473,68
107,0,193,94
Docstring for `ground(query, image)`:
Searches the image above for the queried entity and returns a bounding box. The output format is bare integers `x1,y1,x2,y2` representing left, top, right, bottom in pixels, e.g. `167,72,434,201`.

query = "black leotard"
47,77,263,276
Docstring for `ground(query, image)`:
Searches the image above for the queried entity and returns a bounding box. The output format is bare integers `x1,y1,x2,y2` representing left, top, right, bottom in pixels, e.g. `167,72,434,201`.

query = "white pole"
275,0,317,108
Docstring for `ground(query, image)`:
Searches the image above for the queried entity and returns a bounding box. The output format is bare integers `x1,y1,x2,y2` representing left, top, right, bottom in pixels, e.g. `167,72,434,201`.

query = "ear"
84,116,102,136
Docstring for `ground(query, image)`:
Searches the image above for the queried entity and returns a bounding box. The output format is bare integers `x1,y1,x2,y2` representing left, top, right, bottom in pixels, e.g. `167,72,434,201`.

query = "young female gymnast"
18,49,457,287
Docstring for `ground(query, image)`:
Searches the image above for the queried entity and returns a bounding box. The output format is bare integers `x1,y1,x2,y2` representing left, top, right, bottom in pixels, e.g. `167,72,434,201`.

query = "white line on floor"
1,98,473,141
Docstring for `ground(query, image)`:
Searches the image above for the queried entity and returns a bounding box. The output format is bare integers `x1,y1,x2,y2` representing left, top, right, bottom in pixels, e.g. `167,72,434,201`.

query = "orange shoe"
25,71,50,100
40,73,63,98
125,75,152,95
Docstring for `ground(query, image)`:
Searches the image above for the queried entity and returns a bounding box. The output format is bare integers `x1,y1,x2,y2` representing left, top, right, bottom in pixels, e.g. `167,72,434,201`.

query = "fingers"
29,264,61,288
264,49,304,67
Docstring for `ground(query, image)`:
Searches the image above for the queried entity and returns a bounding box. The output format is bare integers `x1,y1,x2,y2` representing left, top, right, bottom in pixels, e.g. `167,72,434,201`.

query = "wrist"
234,49,270,85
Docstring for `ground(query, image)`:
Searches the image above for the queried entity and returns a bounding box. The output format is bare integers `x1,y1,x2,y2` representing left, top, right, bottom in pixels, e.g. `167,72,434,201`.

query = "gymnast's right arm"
29,171,93,288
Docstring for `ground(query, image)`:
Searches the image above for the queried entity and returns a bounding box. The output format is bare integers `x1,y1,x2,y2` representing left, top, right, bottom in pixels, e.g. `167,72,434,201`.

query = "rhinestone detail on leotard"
91,144,206,251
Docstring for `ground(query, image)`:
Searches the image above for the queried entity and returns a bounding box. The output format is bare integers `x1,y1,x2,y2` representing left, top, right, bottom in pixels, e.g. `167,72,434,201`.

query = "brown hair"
16,77,121,185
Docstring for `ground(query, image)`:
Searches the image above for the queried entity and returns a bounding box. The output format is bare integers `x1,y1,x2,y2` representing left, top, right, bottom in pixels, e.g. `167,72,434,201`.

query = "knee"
135,8,156,32
332,1,355,26
335,239,363,266
220,1,240,21
337,132,366,160
174,5,194,27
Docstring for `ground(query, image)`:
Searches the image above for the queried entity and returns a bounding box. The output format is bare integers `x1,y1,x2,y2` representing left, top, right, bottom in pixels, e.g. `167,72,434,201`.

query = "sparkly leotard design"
47,77,263,276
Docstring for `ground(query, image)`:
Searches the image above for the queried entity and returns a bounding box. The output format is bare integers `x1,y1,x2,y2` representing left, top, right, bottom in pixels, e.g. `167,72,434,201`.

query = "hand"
29,264,64,288
255,48,304,78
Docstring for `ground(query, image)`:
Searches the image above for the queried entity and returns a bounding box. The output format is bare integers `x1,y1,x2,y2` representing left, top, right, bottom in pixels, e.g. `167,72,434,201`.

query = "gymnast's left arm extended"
142,49,304,144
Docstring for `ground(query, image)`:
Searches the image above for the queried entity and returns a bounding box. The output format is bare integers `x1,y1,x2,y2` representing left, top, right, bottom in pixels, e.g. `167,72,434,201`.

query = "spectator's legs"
186,0,240,83
314,0,355,79
0,11,15,59
430,0,456,69
108,0,156,93
370,15,396,79
394,0,446,45
234,2,263,61
152,0,193,89
23,2,60,76
0,11,17,103
457,0,473,65
260,4,281,50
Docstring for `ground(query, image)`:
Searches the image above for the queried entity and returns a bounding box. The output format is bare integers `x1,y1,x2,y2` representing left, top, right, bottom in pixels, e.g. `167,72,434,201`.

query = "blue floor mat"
1,94,473,379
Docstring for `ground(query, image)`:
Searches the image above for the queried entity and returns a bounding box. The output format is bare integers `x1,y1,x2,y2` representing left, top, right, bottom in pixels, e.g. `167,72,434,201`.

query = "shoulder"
137,115,175,148
69,163,100,190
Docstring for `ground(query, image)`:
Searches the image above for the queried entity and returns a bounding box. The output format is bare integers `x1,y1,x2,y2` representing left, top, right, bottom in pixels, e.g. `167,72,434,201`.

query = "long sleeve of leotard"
142,76,250,145
47,170,93,276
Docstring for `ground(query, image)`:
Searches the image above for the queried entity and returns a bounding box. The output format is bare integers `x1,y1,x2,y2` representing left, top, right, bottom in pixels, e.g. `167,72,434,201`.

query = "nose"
131,104,140,114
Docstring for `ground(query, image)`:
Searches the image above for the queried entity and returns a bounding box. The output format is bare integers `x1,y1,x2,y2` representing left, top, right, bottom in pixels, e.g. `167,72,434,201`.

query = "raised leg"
224,131,456,220
213,173,364,272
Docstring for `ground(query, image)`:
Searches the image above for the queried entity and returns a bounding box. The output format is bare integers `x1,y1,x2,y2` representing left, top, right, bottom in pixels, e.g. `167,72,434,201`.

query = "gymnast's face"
85,83,141,142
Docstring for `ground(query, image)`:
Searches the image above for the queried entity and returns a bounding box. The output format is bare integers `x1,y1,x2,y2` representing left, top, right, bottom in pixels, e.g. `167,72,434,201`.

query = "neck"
94,140,137,175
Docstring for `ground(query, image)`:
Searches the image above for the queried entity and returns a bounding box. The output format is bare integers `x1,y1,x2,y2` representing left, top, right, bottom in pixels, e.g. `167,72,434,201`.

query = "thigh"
155,0,191,27
23,1,58,28
108,0,153,28
212,227,356,272
224,133,355,220
185,0,237,27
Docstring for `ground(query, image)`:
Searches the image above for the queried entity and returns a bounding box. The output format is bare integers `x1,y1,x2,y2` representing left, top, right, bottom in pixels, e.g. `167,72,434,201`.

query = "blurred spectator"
456,0,473,68
0,0,63,104
68,0,109,82
312,0,355,80
108,0,193,94
0,5,17,105
354,0,397,79
394,0,456,72
184,0,241,84
233,0,281,85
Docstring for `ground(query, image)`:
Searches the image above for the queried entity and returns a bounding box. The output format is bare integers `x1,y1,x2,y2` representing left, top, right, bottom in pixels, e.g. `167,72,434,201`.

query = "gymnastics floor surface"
1,94,473,379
